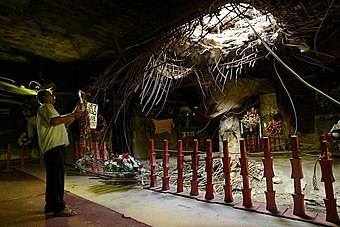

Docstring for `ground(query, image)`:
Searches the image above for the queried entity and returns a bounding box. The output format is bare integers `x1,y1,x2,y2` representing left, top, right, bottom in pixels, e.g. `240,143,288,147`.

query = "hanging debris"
89,1,338,119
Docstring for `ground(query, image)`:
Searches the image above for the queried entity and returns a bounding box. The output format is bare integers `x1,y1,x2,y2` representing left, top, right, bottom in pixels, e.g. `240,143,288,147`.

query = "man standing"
36,89,82,217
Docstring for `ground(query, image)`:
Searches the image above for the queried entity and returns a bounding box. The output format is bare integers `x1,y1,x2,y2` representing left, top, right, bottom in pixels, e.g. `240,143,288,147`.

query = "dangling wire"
29,81,41,89
273,60,298,135
0,77,16,84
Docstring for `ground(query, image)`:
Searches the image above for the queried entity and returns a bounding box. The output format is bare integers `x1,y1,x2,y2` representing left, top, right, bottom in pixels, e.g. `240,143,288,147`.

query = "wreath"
241,108,260,132
266,120,282,135
91,113,107,135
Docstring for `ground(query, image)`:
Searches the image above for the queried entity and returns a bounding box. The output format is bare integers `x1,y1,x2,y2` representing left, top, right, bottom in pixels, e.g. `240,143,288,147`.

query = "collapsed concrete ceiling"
0,0,339,116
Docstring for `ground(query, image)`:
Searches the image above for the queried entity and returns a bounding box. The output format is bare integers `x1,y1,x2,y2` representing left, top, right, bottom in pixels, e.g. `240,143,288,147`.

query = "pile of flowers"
266,120,282,135
241,108,261,132
103,153,144,172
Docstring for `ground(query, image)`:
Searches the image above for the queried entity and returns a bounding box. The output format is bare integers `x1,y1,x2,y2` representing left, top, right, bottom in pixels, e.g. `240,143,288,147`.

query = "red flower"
123,153,130,159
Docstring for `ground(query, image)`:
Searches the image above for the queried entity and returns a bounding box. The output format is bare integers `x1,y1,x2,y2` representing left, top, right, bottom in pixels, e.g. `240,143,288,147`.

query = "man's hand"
72,109,82,119
51,107,82,127
72,103,83,113
64,109,82,128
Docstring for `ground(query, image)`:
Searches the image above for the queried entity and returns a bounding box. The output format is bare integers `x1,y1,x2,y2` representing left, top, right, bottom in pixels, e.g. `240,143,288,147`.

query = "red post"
74,142,79,162
205,139,214,200
95,141,101,173
103,141,108,162
262,137,277,212
190,139,199,196
177,140,184,193
319,135,340,224
149,139,157,187
6,144,11,171
162,139,170,191
20,145,25,170
222,140,233,202
290,135,306,217
239,138,252,208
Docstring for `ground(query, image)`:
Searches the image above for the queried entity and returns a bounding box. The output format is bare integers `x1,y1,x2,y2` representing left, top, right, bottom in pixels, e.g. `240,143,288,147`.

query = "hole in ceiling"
145,3,278,81
189,3,277,53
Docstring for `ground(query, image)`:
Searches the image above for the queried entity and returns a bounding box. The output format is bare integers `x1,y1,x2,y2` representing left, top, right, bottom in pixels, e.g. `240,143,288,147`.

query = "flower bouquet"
103,153,144,173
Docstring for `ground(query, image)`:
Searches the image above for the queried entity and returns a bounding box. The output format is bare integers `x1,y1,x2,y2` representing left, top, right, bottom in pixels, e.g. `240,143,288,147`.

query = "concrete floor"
14,160,336,227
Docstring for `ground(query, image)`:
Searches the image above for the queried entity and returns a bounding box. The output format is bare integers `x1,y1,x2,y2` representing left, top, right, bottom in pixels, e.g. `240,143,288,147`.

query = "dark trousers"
44,145,66,213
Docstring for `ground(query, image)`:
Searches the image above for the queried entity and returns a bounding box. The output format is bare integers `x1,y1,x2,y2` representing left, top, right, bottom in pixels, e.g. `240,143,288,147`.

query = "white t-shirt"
37,104,69,153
